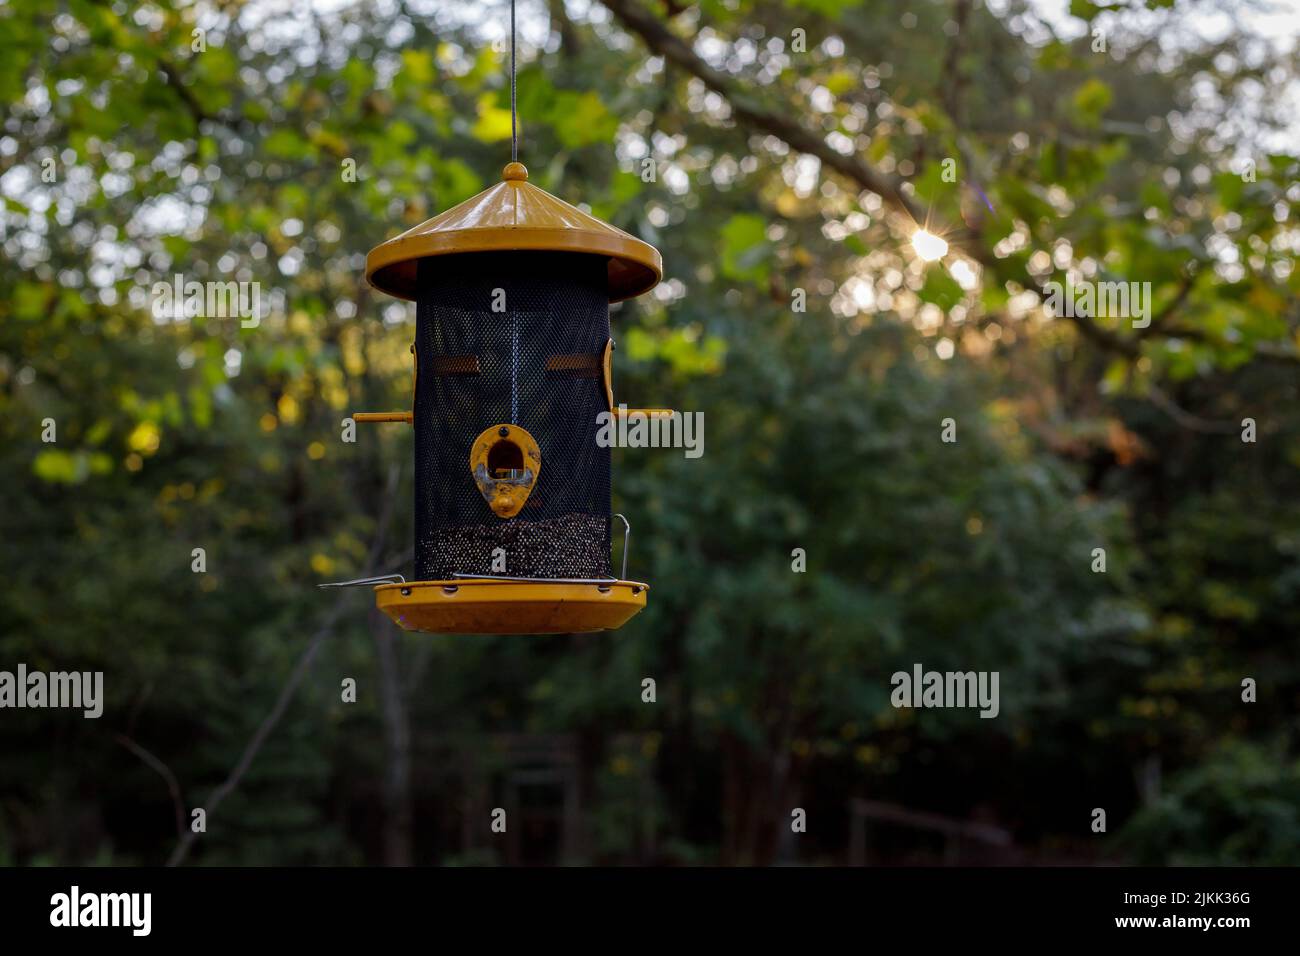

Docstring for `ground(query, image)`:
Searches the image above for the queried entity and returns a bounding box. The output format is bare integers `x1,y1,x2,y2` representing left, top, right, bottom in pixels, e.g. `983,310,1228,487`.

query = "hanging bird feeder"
343,161,667,634
323,6,669,634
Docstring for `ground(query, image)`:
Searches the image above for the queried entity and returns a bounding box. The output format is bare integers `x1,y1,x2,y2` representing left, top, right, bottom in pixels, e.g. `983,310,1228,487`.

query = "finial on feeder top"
502,162,528,182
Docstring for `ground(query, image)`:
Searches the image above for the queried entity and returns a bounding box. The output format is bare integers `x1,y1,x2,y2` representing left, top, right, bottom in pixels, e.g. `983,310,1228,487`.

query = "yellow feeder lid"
366,162,662,304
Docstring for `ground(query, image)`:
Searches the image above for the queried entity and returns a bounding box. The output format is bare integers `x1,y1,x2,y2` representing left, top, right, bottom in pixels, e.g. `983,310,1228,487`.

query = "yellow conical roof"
366,162,662,303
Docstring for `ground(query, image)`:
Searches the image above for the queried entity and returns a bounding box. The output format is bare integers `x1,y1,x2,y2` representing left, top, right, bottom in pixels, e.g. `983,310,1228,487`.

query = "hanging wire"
510,0,517,163
509,0,519,422
510,314,519,424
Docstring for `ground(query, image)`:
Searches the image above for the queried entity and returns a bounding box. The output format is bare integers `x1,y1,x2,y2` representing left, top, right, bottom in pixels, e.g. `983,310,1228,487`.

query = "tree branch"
549,0,582,59
598,0,1299,366
158,58,213,129
166,465,402,867
941,0,974,126
1144,385,1241,435
113,733,186,840
600,0,920,221
164,595,348,867
156,55,254,137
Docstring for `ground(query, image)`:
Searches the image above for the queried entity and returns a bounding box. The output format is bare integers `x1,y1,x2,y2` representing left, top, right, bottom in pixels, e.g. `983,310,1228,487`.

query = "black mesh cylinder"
414,251,612,581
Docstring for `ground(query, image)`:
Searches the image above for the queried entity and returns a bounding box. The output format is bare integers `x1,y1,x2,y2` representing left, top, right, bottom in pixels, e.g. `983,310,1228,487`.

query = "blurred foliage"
0,0,1297,865
1120,739,1300,864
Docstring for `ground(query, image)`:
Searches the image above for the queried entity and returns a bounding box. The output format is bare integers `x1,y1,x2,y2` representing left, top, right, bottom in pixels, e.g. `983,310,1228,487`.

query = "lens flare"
911,229,948,262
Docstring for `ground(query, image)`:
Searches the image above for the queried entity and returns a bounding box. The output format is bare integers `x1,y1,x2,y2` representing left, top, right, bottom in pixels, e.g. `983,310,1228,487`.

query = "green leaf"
919,267,965,311
552,91,618,149
719,213,771,283
1072,78,1113,127
264,128,309,159
15,282,48,320
471,95,513,143
33,450,88,484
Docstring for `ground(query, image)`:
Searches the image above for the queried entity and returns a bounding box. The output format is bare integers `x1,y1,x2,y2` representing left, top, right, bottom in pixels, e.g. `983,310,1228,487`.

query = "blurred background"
1,0,1298,866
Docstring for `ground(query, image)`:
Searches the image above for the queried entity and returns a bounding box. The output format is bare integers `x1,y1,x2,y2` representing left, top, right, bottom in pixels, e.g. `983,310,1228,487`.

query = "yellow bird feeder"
331,160,668,634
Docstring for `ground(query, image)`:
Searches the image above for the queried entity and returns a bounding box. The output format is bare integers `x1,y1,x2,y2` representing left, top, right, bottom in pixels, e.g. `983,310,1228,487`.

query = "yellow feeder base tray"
375,578,648,635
